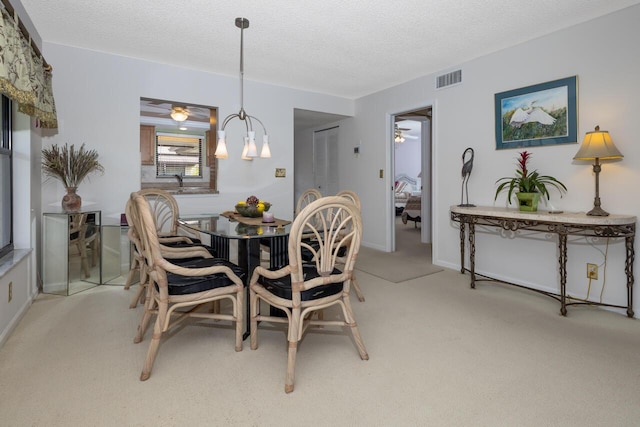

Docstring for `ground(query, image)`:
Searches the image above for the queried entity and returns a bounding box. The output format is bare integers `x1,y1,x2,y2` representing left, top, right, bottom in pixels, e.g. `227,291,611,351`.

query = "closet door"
313,126,339,196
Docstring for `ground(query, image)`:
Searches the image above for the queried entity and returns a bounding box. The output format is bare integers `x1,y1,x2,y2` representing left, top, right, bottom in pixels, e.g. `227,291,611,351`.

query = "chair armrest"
159,236,194,244
160,245,213,259
250,265,292,287
158,259,244,287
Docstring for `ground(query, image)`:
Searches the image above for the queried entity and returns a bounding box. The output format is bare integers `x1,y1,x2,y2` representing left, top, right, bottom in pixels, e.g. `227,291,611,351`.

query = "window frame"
155,132,204,178
0,94,13,258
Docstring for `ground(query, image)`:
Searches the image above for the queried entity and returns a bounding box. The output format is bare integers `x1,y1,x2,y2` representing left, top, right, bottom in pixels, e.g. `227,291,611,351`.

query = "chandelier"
215,18,271,160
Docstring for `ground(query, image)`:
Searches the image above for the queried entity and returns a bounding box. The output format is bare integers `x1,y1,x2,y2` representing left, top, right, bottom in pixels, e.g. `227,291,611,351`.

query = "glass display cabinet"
42,210,101,295
101,217,133,285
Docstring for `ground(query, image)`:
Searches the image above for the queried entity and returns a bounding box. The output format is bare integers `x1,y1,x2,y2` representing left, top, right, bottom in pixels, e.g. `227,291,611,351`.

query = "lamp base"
586,206,610,216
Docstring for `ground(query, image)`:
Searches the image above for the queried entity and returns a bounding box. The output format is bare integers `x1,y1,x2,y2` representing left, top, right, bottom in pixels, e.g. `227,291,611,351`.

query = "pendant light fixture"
215,17,271,160
170,106,189,122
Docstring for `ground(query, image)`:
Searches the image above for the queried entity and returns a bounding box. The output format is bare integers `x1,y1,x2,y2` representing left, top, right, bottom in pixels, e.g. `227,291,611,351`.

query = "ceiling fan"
394,123,418,143
140,99,211,122
170,106,190,122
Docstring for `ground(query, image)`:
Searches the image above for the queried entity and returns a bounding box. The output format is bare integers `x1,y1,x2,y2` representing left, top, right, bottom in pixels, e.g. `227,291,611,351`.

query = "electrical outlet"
8,281,12,303
587,263,598,280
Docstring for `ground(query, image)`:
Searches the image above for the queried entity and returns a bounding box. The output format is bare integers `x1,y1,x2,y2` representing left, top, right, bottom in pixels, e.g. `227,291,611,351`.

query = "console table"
450,206,636,317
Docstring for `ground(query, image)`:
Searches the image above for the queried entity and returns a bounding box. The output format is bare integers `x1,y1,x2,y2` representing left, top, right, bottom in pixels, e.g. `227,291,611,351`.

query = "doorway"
391,107,432,252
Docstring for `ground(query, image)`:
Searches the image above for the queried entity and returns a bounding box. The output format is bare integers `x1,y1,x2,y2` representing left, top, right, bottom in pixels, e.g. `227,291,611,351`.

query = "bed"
394,173,419,215
401,195,421,227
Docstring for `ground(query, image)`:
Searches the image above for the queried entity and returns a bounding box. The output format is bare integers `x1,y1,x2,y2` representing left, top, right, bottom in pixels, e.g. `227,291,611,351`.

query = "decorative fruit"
256,202,265,213
237,201,246,205
246,195,259,205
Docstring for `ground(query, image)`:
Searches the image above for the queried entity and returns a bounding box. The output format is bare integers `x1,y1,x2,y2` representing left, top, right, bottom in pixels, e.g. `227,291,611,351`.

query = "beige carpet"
3,223,640,425
355,218,442,282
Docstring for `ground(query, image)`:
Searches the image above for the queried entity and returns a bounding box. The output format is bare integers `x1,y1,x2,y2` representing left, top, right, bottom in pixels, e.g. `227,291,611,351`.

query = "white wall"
40,43,354,222
339,5,640,315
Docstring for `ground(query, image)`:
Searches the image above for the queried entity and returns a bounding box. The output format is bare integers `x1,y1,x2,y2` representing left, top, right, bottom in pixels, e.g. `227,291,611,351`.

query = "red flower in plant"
517,151,531,177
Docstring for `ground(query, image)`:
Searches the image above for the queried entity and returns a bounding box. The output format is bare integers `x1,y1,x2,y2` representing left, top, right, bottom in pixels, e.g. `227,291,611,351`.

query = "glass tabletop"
179,214,291,240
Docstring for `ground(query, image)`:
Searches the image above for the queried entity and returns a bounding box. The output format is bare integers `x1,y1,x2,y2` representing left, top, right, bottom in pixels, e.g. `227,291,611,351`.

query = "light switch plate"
275,168,286,178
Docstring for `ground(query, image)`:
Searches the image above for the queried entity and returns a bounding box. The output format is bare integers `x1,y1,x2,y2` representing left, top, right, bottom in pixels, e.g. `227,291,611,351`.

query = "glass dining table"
178,214,292,338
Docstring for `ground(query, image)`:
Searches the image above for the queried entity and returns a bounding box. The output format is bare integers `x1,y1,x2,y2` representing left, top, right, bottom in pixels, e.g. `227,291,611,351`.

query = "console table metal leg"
558,234,568,316
625,235,635,318
459,222,466,274
469,223,476,289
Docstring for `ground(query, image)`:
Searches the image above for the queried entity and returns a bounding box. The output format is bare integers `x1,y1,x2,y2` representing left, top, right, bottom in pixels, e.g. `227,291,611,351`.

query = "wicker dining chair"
128,192,245,381
295,188,322,216
260,188,323,263
125,188,205,308
249,196,369,393
335,190,365,302
125,196,220,338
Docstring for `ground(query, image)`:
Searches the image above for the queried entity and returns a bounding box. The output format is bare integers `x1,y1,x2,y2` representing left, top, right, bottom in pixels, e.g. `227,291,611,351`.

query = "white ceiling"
19,0,640,99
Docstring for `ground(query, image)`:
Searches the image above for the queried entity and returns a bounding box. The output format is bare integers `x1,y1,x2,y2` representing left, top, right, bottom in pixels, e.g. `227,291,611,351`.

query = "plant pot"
516,192,540,212
62,187,82,212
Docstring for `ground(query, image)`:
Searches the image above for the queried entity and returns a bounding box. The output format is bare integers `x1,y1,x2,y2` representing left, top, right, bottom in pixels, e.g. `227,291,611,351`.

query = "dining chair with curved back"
125,188,203,308
128,192,246,381
336,190,365,302
295,188,322,217
125,195,216,339
249,196,369,393
260,188,323,263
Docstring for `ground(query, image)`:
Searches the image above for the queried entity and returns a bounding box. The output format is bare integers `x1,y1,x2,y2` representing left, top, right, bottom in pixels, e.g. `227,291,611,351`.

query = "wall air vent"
435,69,462,90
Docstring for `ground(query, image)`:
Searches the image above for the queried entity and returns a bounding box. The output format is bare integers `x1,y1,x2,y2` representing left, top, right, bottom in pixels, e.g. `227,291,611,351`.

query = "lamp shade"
241,137,253,161
246,131,258,157
574,126,623,160
215,130,228,159
260,135,271,158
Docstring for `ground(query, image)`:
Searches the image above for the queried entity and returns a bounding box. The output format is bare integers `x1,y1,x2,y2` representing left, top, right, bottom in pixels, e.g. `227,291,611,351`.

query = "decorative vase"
516,192,540,212
62,187,82,212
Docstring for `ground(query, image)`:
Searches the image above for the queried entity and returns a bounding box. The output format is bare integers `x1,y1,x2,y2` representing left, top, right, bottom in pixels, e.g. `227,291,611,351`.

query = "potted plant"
42,143,104,212
494,150,566,211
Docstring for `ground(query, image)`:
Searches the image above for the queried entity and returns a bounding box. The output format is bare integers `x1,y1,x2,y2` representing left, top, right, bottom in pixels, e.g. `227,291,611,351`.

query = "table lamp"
573,125,623,216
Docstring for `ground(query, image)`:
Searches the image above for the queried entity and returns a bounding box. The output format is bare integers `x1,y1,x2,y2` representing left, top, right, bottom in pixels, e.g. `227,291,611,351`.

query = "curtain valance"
0,5,57,128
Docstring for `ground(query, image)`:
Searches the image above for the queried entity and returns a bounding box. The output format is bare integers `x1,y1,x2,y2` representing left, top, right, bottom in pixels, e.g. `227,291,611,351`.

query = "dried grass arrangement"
41,143,104,188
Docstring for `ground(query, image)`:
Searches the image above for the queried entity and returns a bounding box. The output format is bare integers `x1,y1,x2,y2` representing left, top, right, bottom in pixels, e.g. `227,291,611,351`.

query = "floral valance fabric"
0,7,57,128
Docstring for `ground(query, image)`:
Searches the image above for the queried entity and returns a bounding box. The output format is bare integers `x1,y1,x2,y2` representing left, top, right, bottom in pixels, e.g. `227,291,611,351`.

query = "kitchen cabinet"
140,125,155,165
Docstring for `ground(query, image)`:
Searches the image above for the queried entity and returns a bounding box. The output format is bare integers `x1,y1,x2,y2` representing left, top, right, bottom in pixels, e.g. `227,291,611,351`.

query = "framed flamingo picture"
494,76,577,150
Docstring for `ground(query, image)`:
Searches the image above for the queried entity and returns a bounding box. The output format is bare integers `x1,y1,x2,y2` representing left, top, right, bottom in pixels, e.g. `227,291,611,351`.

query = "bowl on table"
235,202,271,218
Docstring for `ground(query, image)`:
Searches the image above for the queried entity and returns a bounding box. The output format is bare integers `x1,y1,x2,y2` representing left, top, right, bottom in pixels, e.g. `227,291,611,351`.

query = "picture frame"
494,76,577,150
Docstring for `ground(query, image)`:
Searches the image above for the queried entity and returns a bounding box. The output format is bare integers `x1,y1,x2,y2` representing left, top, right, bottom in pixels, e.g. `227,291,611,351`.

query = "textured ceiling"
18,0,640,99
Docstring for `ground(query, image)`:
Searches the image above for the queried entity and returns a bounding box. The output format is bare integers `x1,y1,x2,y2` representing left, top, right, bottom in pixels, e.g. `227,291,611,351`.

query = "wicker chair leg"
124,258,139,290
235,290,244,352
140,304,167,381
134,292,155,344
129,264,147,309
250,290,259,350
129,282,146,309
285,341,298,393
351,275,365,302
343,298,369,360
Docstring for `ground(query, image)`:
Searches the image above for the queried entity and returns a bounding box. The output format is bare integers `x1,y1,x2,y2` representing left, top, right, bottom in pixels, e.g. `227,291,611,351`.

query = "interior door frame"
388,103,434,252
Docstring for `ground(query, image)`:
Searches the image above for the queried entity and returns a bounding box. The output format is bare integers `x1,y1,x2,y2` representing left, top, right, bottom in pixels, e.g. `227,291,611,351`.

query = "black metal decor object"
459,147,476,207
